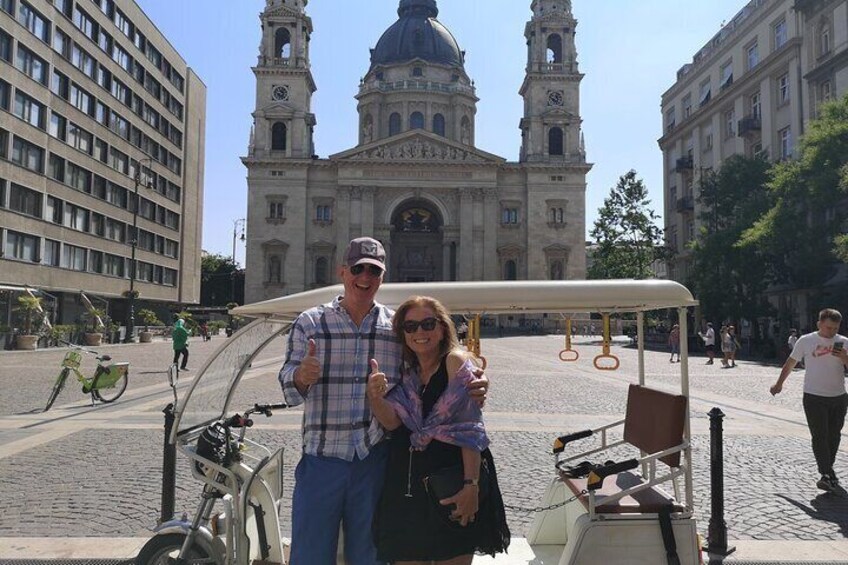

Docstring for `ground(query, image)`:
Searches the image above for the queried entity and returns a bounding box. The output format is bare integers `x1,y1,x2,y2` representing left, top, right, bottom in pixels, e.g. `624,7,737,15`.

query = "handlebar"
58,339,112,362
224,403,289,432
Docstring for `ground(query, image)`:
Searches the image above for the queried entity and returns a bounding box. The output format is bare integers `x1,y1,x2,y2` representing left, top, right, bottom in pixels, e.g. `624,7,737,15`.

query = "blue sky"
136,0,745,266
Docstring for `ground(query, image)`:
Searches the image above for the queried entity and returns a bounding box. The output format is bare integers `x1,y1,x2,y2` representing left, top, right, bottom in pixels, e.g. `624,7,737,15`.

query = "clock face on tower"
272,85,289,101
548,91,564,107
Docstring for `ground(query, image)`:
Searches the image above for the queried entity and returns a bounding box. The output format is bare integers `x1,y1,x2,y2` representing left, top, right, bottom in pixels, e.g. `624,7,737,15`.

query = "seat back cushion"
623,384,686,467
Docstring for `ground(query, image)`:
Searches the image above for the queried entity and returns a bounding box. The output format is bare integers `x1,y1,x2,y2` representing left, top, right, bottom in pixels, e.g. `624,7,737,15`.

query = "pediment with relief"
331,131,505,164
257,102,298,119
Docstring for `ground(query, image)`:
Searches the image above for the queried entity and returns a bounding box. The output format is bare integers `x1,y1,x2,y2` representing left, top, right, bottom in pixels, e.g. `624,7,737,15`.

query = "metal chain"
503,489,587,514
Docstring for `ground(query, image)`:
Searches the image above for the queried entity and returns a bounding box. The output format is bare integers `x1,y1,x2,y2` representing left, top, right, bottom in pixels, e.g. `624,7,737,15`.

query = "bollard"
159,402,177,524
705,407,735,556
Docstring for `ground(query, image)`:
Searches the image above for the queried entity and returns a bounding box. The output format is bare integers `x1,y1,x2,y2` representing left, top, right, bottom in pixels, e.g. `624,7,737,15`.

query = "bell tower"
519,0,585,163
250,0,316,159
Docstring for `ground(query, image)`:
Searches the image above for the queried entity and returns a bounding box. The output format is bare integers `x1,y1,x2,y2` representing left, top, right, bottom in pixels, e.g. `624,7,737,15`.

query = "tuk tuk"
144,279,699,565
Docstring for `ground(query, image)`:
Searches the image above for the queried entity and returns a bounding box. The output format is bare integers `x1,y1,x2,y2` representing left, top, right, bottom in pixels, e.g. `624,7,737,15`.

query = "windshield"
174,317,292,437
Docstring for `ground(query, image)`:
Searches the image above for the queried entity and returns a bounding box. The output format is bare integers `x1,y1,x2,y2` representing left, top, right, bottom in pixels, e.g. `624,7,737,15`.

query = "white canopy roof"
232,280,698,318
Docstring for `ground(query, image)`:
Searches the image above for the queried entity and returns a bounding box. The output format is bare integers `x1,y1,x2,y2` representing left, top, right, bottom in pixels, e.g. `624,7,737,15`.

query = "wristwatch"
463,478,479,487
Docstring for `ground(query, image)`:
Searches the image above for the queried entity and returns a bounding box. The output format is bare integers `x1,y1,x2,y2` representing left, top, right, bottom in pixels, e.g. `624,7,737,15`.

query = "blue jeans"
290,442,388,565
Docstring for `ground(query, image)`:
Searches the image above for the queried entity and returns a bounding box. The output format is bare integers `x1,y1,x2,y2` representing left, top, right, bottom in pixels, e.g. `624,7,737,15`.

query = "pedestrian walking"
278,237,489,564
698,322,716,365
726,325,739,368
668,324,680,363
719,325,731,367
770,308,848,492
788,329,804,369
171,318,189,370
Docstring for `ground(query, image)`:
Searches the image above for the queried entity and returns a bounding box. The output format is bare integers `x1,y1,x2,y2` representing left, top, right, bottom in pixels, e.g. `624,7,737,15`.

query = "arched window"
410,111,424,130
315,257,328,286
504,260,517,281
433,113,445,136
268,256,282,283
547,34,563,64
275,28,291,59
549,127,564,156
389,112,402,136
272,122,287,151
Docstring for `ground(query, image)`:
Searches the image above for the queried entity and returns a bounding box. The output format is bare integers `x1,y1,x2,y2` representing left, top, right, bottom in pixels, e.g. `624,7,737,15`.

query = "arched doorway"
390,200,444,282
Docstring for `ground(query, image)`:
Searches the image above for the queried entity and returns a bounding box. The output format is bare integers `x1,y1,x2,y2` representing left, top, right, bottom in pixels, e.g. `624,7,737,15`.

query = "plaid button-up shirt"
279,296,402,461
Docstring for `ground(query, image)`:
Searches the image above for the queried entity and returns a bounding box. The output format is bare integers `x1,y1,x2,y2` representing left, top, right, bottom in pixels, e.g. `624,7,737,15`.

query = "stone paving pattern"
1,334,846,542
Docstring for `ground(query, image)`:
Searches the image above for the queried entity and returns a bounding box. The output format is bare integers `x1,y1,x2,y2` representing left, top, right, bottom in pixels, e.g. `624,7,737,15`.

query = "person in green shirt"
172,318,189,370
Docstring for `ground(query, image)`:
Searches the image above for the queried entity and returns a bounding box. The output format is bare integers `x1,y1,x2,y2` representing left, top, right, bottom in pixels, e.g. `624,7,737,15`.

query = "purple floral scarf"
385,358,489,452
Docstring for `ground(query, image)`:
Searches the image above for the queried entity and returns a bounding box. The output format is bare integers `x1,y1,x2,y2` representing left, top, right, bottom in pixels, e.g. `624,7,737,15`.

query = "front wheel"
44,369,69,412
135,533,215,565
92,368,128,403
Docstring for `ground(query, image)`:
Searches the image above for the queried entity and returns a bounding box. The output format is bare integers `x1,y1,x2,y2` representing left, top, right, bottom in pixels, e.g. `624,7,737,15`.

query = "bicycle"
44,343,130,411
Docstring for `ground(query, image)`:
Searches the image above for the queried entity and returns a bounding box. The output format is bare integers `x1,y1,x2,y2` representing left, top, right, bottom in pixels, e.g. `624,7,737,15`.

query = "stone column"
459,188,474,280
361,187,376,236
335,188,351,267
350,187,363,239
442,238,452,281
483,188,498,280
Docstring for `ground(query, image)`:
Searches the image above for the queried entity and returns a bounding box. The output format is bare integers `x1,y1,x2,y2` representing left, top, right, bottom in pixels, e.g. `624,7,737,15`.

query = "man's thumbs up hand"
367,358,388,401
294,338,321,391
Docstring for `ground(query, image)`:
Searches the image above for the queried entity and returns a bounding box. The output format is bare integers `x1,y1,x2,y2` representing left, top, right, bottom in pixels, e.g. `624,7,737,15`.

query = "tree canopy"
739,94,848,293
689,155,774,329
588,170,671,280
201,253,243,306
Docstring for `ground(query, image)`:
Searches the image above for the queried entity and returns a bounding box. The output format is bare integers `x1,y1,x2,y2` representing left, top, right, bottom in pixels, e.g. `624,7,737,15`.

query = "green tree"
689,155,774,330
740,93,848,309
201,253,243,306
589,170,671,280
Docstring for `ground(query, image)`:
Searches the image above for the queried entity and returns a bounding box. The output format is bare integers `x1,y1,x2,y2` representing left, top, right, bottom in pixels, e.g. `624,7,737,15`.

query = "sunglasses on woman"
402,317,439,334
349,264,384,277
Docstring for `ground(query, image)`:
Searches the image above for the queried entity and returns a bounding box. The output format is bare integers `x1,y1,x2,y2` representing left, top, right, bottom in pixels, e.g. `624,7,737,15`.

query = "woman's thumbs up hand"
367,358,388,401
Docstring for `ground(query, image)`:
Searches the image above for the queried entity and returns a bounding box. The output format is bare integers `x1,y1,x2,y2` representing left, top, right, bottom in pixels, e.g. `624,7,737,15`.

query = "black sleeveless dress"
373,358,510,561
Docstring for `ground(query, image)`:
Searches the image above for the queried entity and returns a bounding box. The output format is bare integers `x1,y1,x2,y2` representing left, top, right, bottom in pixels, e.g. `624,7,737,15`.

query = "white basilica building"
242,0,591,303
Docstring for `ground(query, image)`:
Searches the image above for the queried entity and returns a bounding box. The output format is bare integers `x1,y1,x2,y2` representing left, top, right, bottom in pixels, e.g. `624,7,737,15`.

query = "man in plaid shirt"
281,237,486,564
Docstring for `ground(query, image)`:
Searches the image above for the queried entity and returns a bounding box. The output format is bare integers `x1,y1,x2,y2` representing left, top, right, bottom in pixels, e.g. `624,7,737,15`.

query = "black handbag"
423,459,491,527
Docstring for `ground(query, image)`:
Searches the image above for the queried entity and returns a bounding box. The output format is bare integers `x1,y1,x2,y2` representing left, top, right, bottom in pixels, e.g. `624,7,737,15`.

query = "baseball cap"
345,237,386,269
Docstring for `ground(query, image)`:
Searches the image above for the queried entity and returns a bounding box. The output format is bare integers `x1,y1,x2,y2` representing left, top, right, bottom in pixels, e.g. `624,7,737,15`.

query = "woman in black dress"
368,296,509,564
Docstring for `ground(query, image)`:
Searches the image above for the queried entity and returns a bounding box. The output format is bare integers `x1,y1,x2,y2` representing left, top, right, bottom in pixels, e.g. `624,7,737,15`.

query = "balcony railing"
676,196,695,213
359,80,475,97
737,115,762,137
528,61,577,74
675,156,694,172
256,56,310,69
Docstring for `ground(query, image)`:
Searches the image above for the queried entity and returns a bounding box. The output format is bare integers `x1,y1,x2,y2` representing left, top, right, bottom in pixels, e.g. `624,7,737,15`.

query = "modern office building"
658,0,847,325
0,0,205,333
243,0,591,303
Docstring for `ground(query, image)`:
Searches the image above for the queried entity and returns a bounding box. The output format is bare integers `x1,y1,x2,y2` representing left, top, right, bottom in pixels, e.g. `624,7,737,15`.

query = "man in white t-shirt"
771,309,848,492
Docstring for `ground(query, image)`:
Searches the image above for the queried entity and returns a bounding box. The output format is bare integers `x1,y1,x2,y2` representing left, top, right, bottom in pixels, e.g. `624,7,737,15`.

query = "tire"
44,369,69,412
135,533,215,565
91,367,128,403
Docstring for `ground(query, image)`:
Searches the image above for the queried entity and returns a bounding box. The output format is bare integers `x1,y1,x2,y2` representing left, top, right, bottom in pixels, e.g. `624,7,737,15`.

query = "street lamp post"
231,218,246,304
124,158,154,343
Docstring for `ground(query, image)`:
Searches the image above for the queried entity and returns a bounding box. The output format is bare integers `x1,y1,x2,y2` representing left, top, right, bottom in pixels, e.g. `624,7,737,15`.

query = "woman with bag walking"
367,295,510,564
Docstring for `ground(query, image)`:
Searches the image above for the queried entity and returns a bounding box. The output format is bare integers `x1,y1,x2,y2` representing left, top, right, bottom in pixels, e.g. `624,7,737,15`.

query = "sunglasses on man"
349,264,384,277
402,317,439,334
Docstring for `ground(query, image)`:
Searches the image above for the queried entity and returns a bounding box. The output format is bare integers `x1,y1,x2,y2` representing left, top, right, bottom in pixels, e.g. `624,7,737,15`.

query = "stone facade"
658,0,848,327
243,0,591,303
